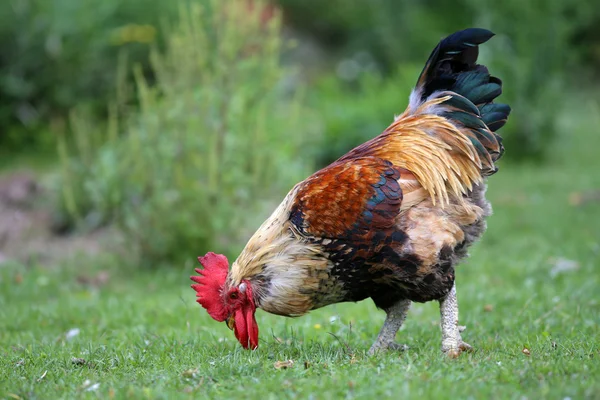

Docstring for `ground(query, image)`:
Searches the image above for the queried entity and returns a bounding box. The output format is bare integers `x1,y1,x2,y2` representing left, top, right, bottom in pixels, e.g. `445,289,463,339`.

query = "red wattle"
245,304,259,350
233,282,259,350
233,309,249,349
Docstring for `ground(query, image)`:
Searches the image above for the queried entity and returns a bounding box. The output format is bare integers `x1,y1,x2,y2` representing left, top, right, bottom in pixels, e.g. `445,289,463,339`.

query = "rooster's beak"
226,314,235,331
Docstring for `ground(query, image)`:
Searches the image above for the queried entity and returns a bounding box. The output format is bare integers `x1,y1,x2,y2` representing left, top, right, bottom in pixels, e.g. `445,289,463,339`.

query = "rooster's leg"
368,299,411,355
439,282,472,357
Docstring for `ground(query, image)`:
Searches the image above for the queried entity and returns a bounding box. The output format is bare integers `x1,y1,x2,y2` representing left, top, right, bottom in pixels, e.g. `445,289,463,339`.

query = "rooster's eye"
229,292,238,300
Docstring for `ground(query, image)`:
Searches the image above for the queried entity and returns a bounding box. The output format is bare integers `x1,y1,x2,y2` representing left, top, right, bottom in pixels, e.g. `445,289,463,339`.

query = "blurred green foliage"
464,0,592,159
3,0,598,157
57,0,313,265
0,0,178,148
309,66,419,167
6,0,599,267
279,0,472,69
279,0,600,160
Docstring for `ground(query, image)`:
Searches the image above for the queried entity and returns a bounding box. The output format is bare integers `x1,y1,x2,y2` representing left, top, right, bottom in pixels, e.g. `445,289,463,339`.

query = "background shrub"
0,0,178,149
3,0,598,157
279,0,600,160
58,0,314,265
308,66,419,168
4,0,597,268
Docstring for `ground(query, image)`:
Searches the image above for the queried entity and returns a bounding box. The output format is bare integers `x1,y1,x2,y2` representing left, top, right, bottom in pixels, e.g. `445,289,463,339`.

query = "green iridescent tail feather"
415,28,511,174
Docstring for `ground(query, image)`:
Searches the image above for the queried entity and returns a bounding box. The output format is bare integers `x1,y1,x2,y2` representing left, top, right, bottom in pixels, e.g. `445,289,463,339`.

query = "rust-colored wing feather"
288,157,427,307
289,156,403,252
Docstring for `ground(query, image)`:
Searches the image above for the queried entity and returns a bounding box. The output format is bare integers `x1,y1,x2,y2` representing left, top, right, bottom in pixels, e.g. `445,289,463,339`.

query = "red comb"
190,252,229,322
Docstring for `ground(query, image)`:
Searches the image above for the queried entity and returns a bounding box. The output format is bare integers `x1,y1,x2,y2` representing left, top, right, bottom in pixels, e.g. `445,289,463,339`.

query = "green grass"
1,100,600,399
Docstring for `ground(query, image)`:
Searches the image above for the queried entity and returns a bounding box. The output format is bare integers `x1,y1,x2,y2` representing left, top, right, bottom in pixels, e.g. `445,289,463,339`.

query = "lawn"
1,101,600,399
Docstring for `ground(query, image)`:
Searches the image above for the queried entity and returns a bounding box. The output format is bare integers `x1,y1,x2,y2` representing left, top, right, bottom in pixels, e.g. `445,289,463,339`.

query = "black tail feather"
417,28,495,98
415,28,511,164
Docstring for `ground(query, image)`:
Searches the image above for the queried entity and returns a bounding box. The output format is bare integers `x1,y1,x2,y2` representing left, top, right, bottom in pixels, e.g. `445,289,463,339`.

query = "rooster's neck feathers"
341,95,486,207
229,190,330,316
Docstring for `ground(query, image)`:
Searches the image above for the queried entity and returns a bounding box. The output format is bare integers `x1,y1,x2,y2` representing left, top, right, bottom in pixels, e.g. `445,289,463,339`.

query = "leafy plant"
308,65,419,168
278,0,596,160
58,0,313,265
468,0,584,160
0,0,179,148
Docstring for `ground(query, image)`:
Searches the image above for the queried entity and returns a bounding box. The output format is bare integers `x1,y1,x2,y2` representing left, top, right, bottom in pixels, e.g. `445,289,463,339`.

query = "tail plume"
344,29,512,206
411,28,511,172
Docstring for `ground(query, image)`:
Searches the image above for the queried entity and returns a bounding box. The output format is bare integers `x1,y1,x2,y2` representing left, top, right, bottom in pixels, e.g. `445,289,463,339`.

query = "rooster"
191,28,510,356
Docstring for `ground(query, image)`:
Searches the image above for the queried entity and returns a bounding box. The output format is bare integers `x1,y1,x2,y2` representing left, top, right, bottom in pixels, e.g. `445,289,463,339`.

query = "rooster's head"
190,252,258,349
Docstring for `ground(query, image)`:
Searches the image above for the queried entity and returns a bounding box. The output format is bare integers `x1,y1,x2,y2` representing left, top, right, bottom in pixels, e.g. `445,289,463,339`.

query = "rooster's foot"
442,340,473,358
368,299,411,356
439,283,474,358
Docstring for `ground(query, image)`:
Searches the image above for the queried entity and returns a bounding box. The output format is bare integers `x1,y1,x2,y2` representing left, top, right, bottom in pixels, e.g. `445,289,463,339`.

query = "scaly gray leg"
368,299,411,355
439,282,472,357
